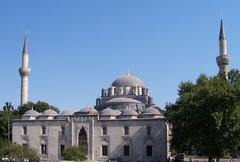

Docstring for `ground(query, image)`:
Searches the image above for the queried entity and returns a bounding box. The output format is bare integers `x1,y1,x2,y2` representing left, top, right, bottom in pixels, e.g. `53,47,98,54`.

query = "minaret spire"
219,19,226,39
216,19,230,79
22,33,28,54
19,33,31,105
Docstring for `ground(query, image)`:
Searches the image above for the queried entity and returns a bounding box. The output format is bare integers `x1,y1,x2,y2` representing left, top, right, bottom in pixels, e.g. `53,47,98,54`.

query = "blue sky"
1,1,240,111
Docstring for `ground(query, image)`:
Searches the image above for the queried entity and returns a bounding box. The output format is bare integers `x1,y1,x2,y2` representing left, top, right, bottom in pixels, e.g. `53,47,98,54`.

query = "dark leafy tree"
16,101,35,116
62,146,87,162
0,143,37,161
228,69,240,85
0,109,19,142
166,72,240,162
17,101,60,115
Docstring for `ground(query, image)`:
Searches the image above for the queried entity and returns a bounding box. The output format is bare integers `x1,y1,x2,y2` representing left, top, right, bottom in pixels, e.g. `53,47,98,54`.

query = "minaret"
19,34,31,105
216,19,230,79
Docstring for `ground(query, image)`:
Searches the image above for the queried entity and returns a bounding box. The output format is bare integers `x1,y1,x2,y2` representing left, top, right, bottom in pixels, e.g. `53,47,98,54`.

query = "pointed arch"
78,127,88,151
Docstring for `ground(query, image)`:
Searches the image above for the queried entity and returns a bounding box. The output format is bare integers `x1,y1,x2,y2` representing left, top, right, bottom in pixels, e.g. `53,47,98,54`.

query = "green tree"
16,101,35,116
0,140,7,155
228,69,240,85
0,110,19,142
0,143,37,161
62,146,87,162
166,73,240,162
17,101,60,115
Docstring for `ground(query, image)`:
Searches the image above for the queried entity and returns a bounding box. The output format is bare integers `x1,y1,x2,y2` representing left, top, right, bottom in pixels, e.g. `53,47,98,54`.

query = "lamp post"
3,102,14,160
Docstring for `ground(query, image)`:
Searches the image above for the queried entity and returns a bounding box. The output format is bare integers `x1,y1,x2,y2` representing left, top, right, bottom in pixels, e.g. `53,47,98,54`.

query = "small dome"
74,107,98,115
23,109,39,116
143,107,161,115
80,107,98,113
101,108,121,116
115,109,121,115
59,110,74,116
152,105,166,114
41,109,58,116
112,75,144,87
121,109,138,116
106,97,142,104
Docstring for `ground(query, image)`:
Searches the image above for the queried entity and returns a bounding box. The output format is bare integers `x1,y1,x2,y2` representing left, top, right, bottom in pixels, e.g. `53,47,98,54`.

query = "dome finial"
127,70,130,76
86,103,90,108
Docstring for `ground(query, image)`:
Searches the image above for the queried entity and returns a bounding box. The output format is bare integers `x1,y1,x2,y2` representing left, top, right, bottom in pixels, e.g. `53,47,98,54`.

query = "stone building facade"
12,75,170,162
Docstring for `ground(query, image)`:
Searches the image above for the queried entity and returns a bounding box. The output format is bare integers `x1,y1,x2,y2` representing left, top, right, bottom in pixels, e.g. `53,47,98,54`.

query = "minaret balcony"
19,67,31,76
216,55,230,66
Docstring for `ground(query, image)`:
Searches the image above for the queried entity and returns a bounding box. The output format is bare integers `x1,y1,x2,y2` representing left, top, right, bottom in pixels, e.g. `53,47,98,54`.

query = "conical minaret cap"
22,33,29,54
219,19,226,39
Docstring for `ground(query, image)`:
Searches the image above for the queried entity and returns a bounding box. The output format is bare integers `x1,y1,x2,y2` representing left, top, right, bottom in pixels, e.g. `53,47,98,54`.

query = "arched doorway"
78,127,88,152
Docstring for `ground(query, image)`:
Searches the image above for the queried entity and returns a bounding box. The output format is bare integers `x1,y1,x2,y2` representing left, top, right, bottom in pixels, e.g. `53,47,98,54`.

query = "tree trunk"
216,158,220,162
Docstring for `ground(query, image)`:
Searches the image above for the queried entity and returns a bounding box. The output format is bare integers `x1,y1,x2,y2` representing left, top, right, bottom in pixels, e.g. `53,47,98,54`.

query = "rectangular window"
123,145,130,156
61,126,65,135
23,126,27,135
60,145,65,156
41,144,47,155
146,145,152,156
102,145,108,156
124,126,129,135
147,126,151,136
102,126,107,135
42,126,46,135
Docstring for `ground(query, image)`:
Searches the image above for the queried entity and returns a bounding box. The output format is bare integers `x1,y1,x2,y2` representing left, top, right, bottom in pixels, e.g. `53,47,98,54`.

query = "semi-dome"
23,109,39,116
111,75,144,87
41,109,58,116
106,97,142,104
101,107,121,116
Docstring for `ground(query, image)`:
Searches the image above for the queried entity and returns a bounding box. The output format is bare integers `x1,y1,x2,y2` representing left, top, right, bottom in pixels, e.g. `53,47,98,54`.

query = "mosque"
12,19,229,162
13,34,170,162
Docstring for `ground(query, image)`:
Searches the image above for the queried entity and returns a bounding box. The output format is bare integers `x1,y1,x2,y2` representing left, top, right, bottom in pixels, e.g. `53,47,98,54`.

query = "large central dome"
111,75,144,87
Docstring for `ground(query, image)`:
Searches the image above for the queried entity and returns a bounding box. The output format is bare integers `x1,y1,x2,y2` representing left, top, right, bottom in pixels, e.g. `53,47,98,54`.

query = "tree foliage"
62,146,87,162
166,71,240,161
0,110,19,142
228,69,240,85
17,101,60,116
0,143,37,161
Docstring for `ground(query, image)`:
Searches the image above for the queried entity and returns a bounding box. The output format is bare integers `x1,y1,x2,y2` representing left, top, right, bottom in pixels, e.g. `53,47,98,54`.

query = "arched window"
78,127,88,152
